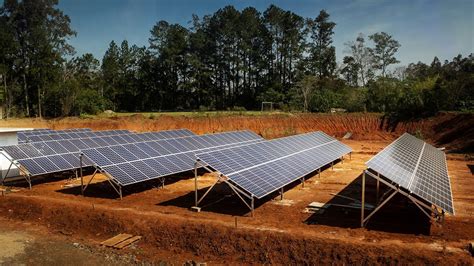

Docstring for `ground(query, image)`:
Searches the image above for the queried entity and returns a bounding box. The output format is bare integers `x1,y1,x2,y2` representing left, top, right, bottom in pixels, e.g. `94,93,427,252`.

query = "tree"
0,12,17,118
263,5,306,99
1,0,75,117
101,41,120,108
307,10,336,78
296,75,317,111
149,21,190,110
341,56,359,86
368,32,401,77
344,33,374,86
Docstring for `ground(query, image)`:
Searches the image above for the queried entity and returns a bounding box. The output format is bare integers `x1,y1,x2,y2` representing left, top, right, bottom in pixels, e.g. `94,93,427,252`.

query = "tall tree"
149,21,190,110
344,33,374,86
0,12,18,118
101,41,121,109
296,75,317,111
341,56,359,86
307,10,336,78
1,0,75,117
368,32,401,77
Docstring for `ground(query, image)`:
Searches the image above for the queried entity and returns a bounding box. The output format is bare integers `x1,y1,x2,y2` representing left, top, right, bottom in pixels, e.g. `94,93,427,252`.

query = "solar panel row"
18,128,92,142
366,133,454,214
2,129,196,176
197,131,352,198
24,129,131,142
4,129,195,161
82,130,264,186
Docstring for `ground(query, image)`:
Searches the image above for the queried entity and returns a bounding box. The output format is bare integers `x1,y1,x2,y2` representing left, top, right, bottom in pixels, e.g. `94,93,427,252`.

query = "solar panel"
366,133,454,214
17,128,92,143
82,130,264,186
24,129,130,143
3,129,197,177
197,131,352,199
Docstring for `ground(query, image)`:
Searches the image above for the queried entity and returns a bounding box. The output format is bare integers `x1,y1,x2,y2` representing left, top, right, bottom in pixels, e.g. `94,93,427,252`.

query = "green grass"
89,110,293,119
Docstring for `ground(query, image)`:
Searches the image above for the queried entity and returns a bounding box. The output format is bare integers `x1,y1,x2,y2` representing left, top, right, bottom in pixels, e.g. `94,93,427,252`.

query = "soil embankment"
2,112,473,152
0,195,470,265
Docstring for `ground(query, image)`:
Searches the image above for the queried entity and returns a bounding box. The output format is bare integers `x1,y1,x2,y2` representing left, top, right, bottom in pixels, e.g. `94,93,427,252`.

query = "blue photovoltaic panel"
366,133,454,214
3,129,197,176
197,131,352,199
24,129,130,143
82,130,264,186
22,129,194,143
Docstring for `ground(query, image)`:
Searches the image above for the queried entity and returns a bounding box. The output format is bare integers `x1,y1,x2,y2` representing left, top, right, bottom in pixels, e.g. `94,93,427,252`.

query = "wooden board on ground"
101,233,133,247
114,236,142,249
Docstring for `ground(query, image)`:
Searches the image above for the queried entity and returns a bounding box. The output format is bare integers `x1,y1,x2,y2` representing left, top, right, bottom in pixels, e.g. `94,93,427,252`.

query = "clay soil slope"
2,112,473,152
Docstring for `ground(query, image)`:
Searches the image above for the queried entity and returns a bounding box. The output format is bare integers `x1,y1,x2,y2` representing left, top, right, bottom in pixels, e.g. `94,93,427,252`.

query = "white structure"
0,128,33,179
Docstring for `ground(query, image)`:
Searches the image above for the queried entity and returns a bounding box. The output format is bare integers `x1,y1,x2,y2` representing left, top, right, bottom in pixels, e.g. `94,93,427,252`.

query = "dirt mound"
0,195,469,264
2,112,472,152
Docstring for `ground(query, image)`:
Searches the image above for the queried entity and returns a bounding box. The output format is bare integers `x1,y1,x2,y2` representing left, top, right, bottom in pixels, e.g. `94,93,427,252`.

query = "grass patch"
94,110,293,118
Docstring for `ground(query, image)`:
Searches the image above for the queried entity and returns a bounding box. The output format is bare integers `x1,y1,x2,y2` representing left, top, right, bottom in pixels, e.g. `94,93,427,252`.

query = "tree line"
0,0,472,118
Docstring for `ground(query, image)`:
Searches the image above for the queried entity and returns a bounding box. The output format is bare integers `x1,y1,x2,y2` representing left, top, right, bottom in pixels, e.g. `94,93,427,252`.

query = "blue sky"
57,0,473,66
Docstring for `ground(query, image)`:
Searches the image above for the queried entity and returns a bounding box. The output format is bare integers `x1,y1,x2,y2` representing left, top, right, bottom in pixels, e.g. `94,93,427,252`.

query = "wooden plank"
101,233,133,247
113,236,142,249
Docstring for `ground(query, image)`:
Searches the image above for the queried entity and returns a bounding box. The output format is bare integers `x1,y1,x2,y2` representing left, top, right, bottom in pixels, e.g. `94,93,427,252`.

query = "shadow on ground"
57,169,206,199
305,173,432,235
158,163,336,216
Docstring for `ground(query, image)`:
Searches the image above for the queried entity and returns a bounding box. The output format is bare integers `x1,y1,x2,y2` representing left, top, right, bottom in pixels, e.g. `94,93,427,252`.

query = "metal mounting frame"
193,153,349,217
0,151,32,189
79,154,123,199
194,160,255,217
360,169,444,227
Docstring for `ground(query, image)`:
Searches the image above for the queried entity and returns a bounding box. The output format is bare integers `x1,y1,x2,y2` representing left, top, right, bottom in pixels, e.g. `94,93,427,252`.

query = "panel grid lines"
82,131,264,186
4,129,196,177
197,131,352,199
366,133,454,214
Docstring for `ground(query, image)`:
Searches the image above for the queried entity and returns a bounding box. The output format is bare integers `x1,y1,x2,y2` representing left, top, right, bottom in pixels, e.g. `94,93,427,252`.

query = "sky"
57,0,473,66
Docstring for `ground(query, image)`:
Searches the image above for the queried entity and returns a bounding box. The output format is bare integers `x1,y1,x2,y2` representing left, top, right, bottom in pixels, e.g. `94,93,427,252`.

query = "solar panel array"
82,130,263,186
24,129,132,143
197,131,352,199
2,129,196,176
366,133,454,214
18,128,92,143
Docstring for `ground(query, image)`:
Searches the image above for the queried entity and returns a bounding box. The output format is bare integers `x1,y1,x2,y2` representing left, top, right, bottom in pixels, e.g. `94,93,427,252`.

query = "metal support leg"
80,154,84,195
363,189,398,226
251,197,254,217
194,161,198,207
410,198,433,220
196,179,219,206
225,181,253,215
361,172,365,227
119,186,122,200
2,162,13,185
331,162,334,170
376,174,380,204
25,175,32,190
318,168,321,178
301,177,305,188
280,187,284,200
83,169,98,192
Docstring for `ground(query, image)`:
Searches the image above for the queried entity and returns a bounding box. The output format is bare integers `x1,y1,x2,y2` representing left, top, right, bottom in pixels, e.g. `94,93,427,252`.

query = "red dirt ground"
0,113,473,264
2,112,473,152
